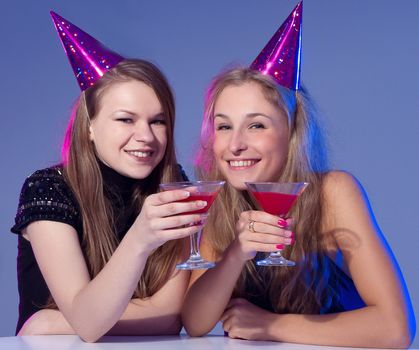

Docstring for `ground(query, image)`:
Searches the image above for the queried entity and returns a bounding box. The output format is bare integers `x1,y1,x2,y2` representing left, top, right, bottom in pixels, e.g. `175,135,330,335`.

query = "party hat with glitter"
50,11,124,91
250,1,302,90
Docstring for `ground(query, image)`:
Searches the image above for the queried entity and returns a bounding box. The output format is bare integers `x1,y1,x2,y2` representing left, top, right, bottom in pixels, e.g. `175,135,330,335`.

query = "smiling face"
89,79,167,179
212,82,289,190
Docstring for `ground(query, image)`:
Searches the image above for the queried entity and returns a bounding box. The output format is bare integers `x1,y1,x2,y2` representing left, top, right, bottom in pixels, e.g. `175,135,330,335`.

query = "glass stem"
269,251,283,258
189,229,202,260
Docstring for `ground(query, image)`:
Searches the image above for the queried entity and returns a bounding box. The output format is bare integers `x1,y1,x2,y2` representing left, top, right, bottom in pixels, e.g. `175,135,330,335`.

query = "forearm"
106,298,182,336
17,309,75,336
22,297,181,337
269,306,412,348
20,297,178,338
106,265,189,336
67,232,150,341
182,245,245,336
42,248,186,339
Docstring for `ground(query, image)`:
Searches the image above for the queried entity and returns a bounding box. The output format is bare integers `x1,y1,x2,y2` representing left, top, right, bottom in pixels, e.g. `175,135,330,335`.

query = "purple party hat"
250,1,302,90
50,11,124,91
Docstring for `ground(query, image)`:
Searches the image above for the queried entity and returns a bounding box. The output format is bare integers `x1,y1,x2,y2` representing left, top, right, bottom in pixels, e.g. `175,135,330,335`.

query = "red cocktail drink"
251,191,298,217
245,182,308,267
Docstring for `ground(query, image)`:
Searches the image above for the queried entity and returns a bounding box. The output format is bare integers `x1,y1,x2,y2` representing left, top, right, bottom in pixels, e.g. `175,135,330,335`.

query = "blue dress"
243,252,365,314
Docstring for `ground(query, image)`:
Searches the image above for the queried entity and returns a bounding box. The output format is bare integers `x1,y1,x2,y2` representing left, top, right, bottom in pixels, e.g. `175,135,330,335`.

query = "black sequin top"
11,163,188,334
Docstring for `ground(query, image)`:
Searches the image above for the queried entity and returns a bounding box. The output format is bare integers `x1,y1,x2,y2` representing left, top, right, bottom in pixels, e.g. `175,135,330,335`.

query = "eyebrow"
112,110,165,118
214,112,272,120
113,109,136,116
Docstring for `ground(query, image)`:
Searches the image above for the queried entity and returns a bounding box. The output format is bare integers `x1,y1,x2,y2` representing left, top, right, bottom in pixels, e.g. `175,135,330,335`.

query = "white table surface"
0,335,395,350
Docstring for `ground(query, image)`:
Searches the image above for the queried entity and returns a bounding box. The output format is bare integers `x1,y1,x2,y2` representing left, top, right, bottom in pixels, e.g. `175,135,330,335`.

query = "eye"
116,117,134,124
249,123,265,129
215,124,231,131
150,119,166,126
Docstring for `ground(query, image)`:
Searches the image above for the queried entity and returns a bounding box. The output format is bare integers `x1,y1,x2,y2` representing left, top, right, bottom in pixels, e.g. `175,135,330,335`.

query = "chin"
130,170,154,180
223,176,248,191
221,167,269,190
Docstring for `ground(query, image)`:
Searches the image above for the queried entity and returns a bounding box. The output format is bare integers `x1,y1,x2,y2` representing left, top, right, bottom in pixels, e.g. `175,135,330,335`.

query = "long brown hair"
196,67,344,314
60,59,183,300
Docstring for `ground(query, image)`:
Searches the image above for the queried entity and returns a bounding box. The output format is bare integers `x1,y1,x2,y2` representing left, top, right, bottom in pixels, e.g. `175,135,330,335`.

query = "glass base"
256,256,295,267
176,257,216,270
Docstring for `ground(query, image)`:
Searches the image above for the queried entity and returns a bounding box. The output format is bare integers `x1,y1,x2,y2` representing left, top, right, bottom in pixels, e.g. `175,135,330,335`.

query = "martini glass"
159,181,225,270
245,182,308,267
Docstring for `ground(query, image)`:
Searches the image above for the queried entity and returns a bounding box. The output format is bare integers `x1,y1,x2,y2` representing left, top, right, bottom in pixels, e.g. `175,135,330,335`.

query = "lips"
125,150,154,159
227,159,259,168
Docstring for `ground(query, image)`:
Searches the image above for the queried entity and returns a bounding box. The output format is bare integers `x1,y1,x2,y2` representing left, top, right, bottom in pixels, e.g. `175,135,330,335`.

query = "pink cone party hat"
50,11,124,91
250,1,302,90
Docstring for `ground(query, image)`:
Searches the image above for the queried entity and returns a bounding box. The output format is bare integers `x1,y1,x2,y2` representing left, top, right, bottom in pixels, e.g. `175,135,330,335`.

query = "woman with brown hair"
11,13,204,342
182,3,415,348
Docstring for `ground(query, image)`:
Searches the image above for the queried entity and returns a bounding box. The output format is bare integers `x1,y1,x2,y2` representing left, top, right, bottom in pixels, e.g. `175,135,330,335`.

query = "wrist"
224,241,248,266
227,239,254,264
123,228,154,259
266,312,284,341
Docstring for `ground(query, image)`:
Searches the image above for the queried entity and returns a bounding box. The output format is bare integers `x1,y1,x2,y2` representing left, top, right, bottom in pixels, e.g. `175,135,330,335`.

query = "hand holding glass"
245,182,308,267
159,181,225,270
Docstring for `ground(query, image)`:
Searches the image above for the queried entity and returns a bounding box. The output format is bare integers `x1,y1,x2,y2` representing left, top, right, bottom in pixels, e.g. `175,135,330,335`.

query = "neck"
98,161,137,197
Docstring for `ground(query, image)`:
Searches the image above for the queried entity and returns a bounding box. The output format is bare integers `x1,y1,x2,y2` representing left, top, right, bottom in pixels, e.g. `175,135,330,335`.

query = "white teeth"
127,151,152,158
229,160,256,167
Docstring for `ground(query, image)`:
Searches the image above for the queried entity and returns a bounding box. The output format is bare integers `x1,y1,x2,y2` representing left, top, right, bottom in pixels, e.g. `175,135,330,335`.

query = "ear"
89,125,95,142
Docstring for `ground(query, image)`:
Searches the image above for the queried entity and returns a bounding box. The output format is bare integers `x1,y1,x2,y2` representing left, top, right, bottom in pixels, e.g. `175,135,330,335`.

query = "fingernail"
182,191,190,198
276,244,285,250
290,231,295,238
284,238,292,245
198,201,207,207
290,237,295,245
286,231,295,238
278,218,287,227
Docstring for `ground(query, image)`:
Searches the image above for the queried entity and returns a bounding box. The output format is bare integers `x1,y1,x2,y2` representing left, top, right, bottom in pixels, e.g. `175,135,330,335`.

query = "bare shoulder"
320,171,377,250
322,170,363,201
321,170,370,220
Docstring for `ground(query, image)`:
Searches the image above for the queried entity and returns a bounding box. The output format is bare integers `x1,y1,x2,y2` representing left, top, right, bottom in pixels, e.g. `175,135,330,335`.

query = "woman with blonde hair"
11,12,205,342
182,3,415,347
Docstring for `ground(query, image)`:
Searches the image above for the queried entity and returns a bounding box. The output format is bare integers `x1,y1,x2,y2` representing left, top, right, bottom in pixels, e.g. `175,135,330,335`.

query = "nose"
133,121,154,143
229,129,247,155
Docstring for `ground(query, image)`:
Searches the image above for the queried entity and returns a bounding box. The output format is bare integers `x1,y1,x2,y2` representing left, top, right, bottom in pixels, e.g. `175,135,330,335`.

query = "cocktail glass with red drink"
245,182,308,267
159,181,225,270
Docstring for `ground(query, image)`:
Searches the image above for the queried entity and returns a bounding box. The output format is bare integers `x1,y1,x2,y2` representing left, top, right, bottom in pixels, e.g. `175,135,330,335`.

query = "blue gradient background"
0,0,417,346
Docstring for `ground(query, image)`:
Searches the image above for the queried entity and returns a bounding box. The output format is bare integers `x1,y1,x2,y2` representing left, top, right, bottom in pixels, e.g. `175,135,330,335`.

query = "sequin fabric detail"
12,166,80,233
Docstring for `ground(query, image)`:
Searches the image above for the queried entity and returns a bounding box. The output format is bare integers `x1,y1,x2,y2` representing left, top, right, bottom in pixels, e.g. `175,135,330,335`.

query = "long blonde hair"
61,59,183,299
196,68,344,314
